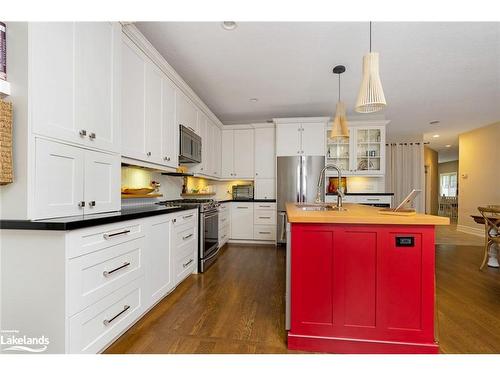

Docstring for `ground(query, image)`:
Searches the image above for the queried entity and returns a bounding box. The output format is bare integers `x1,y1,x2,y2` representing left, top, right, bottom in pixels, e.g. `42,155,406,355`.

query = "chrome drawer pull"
237,206,249,209
103,229,131,240
103,305,130,326
89,132,96,139
183,259,194,268
366,198,380,201
103,262,131,277
183,233,193,240
259,216,271,219
259,205,271,208
79,129,87,137
183,214,194,219
259,231,271,234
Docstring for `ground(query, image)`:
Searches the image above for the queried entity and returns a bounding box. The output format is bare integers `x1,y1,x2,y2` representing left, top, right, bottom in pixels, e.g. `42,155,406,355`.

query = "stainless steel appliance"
179,125,202,164
276,155,325,244
232,184,254,200
159,199,220,272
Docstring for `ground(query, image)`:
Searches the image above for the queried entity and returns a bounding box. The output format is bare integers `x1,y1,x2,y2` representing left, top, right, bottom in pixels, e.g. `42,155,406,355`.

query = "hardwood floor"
105,239,500,354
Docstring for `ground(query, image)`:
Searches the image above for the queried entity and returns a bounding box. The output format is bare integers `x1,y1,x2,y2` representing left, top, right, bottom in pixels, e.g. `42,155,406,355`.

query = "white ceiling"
136,22,500,162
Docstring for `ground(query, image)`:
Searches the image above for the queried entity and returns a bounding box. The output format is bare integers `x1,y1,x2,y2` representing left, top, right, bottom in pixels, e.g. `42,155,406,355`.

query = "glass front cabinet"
326,121,387,176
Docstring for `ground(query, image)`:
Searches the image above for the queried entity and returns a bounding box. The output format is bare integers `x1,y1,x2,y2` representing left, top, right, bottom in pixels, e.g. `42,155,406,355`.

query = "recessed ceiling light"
221,21,237,31
249,98,258,103
445,144,452,148
432,134,440,138
429,120,440,125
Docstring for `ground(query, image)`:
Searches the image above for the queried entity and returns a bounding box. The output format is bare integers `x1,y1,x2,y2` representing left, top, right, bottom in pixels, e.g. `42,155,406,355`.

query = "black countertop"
219,198,277,203
0,205,196,231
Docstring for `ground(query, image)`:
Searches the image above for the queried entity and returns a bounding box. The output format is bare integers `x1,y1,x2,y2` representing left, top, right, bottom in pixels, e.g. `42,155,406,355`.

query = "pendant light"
355,22,387,113
330,65,349,139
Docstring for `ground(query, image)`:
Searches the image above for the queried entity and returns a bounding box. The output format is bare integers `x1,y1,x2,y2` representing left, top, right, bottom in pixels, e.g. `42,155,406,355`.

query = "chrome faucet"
315,164,344,208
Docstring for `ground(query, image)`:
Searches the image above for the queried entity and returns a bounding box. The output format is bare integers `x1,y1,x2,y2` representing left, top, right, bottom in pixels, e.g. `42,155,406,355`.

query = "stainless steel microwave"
179,125,202,164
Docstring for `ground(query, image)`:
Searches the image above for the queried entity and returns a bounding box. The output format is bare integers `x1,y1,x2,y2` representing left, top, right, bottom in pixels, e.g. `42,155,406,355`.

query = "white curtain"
385,143,425,212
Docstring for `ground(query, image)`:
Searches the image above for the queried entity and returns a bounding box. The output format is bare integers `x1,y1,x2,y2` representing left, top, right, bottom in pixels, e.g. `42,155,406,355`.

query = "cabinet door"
75,22,120,153
233,129,254,178
161,77,178,168
148,216,174,305
276,123,301,156
176,90,198,134
121,38,147,160
30,23,76,144
84,150,120,214
213,124,222,178
352,126,385,175
144,61,163,164
33,138,85,219
301,122,326,156
190,111,207,174
231,203,254,239
254,127,275,178
221,130,234,178
254,179,276,200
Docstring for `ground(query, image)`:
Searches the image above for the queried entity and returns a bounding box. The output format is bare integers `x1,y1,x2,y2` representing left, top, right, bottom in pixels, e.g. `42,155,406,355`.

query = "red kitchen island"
286,203,449,354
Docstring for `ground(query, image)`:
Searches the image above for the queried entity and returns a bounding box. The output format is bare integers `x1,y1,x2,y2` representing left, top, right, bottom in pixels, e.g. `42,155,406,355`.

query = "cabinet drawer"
173,209,197,228
68,237,145,316
174,237,197,261
255,202,276,210
254,209,276,225
67,220,144,259
174,251,196,285
357,195,392,205
174,224,196,246
69,278,144,354
219,224,230,245
254,225,276,241
219,209,230,227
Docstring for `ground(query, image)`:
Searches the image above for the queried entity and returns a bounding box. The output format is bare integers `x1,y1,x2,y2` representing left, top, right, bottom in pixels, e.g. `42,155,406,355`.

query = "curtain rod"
385,142,430,146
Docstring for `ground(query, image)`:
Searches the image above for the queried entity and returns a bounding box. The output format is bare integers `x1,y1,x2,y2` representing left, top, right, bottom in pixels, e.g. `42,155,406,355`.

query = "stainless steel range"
158,199,220,272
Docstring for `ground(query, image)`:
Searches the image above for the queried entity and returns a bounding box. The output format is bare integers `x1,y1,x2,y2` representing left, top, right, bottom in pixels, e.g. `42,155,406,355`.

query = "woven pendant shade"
355,51,386,113
330,101,349,138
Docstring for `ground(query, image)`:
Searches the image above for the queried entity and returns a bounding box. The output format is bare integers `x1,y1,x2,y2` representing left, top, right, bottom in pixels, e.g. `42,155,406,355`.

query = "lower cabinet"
228,201,277,242
218,202,231,247
0,209,198,353
231,202,254,239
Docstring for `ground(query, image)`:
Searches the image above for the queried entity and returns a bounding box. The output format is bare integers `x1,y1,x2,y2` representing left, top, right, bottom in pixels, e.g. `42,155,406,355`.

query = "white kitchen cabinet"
214,125,222,177
176,90,198,135
276,121,326,156
30,22,120,153
161,78,178,168
254,127,275,179
144,61,163,164
189,111,208,175
254,179,276,200
222,129,255,179
34,138,86,219
33,138,120,220
84,150,121,215
231,202,254,239
121,37,147,161
148,216,174,305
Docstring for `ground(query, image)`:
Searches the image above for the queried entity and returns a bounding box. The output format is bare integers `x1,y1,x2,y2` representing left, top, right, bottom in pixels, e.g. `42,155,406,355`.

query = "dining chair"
478,206,500,270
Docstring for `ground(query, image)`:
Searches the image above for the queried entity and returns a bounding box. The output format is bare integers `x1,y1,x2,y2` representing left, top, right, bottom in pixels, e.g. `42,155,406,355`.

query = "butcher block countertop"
286,203,450,225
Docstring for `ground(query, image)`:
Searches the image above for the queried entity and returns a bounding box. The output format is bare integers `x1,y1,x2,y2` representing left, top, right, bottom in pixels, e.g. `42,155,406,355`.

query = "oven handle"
203,213,219,220
203,246,221,262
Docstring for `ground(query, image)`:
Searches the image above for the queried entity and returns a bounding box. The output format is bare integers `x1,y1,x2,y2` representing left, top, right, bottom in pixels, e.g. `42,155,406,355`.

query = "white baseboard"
228,239,276,245
456,224,484,238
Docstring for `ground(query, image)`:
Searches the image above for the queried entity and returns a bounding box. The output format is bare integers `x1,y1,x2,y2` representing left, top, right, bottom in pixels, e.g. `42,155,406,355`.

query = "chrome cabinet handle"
237,206,249,209
164,156,171,161
103,262,131,277
221,218,226,222
183,259,194,268
146,152,151,156
89,132,96,139
103,305,130,326
183,214,194,219
366,198,381,201
259,205,271,208
78,201,85,208
89,201,96,207
103,229,131,240
182,233,193,240
172,218,177,223
259,216,271,219
259,231,271,234
79,129,87,137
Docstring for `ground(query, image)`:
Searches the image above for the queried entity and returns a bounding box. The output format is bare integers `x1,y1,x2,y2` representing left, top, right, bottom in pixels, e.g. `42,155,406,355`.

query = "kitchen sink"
296,203,347,211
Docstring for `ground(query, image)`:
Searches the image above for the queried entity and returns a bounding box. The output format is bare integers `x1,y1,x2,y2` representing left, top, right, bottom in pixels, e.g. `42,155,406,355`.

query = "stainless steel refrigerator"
277,155,325,244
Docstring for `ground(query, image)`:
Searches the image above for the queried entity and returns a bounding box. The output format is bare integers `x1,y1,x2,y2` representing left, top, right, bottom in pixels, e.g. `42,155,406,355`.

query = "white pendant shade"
355,52,387,113
330,101,349,138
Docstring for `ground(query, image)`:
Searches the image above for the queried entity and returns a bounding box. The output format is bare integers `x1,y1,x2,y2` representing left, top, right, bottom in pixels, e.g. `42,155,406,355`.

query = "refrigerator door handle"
296,162,302,203
281,213,287,242
302,156,307,203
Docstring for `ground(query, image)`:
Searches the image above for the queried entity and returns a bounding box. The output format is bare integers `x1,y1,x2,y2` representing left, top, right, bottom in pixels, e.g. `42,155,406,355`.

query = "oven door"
201,209,219,260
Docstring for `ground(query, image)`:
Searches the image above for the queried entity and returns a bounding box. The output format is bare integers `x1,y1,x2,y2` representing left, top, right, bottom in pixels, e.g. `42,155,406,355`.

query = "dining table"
471,214,500,268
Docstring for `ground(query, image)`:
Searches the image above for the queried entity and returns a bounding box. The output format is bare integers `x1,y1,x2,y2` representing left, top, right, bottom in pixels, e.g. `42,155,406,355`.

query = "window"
440,172,457,197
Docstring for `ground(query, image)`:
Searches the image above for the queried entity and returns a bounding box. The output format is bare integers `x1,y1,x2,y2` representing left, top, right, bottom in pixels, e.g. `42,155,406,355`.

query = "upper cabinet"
326,122,387,176
276,121,326,156
176,90,199,135
254,127,275,179
221,128,254,179
30,22,121,153
121,38,178,169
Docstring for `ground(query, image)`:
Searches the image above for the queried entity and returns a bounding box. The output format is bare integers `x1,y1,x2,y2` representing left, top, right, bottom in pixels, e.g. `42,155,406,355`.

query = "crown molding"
121,24,224,129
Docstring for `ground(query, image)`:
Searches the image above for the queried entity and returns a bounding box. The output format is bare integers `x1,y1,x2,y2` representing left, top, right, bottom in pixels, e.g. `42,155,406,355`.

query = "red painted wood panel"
289,223,437,354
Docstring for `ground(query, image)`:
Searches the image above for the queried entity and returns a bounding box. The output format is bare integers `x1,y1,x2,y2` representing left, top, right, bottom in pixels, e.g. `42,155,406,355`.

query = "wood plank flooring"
105,239,500,354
